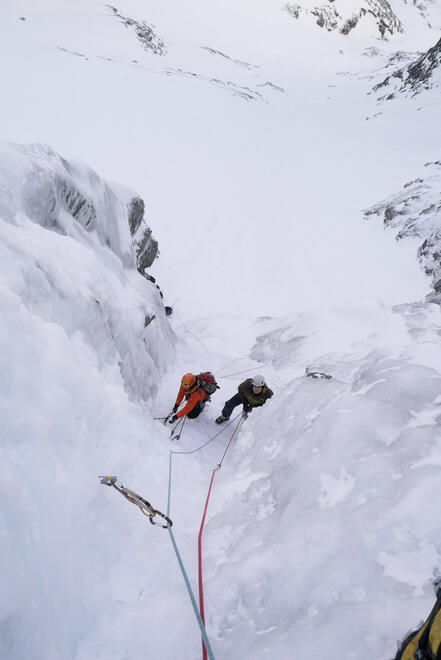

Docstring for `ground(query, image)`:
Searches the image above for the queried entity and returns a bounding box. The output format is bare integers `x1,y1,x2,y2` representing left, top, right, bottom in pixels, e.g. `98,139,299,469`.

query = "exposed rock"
126,196,159,276
283,0,403,38
58,179,96,231
201,46,258,70
284,3,301,19
107,5,167,56
0,141,175,403
364,162,441,294
0,142,162,285
306,370,333,380
374,37,441,99
144,314,156,327
57,44,278,104
166,67,265,102
257,82,285,93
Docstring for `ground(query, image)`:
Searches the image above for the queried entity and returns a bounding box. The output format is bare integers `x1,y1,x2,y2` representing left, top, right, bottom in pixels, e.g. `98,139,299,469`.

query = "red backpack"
197,372,219,398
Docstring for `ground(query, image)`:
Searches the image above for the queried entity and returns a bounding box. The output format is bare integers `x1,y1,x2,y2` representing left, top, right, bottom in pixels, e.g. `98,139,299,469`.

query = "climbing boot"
215,415,227,424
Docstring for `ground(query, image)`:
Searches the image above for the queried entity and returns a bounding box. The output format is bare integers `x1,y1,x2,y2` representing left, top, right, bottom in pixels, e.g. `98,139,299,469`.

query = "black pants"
222,393,244,419
187,401,204,419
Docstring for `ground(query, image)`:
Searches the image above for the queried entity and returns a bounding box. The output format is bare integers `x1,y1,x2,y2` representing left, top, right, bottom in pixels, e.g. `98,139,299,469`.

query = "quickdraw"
99,475,172,528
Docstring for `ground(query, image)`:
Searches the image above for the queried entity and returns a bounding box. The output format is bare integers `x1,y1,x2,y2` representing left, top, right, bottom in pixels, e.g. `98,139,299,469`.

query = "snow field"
1,0,441,658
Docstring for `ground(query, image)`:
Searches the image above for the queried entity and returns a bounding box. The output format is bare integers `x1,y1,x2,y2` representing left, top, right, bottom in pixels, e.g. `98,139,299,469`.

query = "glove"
243,404,252,413
168,415,178,424
172,404,178,414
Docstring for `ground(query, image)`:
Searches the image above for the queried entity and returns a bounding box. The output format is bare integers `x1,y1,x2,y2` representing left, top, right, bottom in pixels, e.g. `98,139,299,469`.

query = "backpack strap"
415,595,441,659
195,376,208,400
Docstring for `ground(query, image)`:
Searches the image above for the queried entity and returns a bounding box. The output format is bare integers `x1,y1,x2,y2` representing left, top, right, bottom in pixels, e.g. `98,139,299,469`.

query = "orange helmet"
181,373,196,389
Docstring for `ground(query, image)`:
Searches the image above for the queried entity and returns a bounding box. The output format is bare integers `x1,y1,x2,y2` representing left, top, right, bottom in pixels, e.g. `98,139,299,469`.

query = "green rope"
166,453,215,660
164,410,244,659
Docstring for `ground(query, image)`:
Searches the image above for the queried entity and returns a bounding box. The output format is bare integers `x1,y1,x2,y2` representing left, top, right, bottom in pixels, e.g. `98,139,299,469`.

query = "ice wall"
0,142,175,659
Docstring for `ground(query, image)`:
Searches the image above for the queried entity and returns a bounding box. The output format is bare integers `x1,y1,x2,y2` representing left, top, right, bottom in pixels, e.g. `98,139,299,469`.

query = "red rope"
197,414,245,660
198,470,216,660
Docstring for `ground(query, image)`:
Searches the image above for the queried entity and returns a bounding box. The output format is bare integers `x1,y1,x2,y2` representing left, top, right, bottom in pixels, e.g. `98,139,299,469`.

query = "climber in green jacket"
215,375,273,423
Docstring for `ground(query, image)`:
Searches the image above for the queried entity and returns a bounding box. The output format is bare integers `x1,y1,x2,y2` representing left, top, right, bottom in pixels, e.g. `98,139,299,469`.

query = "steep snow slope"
2,0,441,659
199,299,441,659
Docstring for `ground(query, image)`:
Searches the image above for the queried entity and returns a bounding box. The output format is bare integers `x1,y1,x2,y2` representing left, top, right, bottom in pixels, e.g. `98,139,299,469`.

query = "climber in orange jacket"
168,373,207,424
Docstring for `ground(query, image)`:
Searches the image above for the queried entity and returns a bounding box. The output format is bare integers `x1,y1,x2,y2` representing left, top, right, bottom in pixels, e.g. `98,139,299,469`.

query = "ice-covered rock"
0,141,174,401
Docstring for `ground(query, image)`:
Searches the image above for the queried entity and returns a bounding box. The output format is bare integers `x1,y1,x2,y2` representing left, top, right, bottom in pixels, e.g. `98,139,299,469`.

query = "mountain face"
365,161,441,299
283,0,437,37
374,37,441,98
1,1,441,659
283,0,402,37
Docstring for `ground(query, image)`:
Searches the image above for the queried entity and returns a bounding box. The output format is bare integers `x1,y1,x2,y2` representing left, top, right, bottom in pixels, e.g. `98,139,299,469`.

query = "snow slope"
2,0,441,659
196,300,441,659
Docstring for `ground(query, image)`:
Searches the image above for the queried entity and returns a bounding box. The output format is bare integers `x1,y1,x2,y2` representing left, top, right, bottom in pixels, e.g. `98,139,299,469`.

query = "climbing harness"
170,415,186,441
99,475,172,528
197,413,246,660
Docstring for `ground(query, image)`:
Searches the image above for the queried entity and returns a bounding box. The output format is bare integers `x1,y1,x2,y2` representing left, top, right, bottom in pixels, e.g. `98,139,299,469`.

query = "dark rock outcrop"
107,5,167,56
127,196,158,276
364,162,441,295
283,0,403,38
374,37,441,99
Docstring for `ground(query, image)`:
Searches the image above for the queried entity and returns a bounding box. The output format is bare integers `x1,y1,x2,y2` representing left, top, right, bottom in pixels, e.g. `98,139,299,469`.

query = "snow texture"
1,0,441,659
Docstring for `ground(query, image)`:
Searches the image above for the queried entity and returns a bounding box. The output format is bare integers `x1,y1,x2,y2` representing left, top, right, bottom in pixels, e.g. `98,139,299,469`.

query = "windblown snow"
1,0,441,659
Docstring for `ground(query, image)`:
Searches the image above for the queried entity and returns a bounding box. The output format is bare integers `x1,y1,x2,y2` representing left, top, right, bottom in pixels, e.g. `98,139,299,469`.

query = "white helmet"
253,375,265,387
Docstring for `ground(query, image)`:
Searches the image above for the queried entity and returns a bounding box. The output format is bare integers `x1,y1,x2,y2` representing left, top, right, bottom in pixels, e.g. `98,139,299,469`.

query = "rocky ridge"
374,37,441,99
283,0,403,38
364,161,441,297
